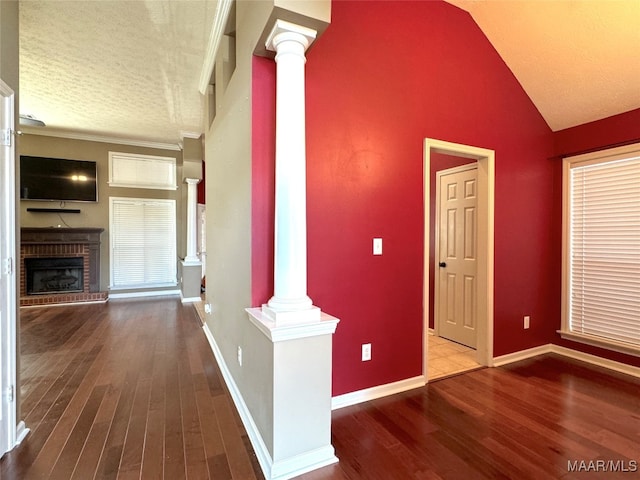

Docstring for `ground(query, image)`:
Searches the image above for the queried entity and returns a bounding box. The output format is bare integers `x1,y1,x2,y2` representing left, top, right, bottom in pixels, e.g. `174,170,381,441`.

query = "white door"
0,79,17,455
436,164,478,348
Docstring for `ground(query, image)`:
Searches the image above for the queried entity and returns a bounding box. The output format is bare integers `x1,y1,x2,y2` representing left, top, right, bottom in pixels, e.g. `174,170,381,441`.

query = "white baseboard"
550,345,640,378
492,345,553,366
271,445,338,480
331,375,426,410
15,421,29,446
493,343,640,379
201,323,273,478
180,295,201,303
108,289,180,299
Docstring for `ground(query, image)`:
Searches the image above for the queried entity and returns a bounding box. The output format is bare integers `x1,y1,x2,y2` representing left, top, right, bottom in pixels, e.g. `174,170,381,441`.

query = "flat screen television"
20,155,98,202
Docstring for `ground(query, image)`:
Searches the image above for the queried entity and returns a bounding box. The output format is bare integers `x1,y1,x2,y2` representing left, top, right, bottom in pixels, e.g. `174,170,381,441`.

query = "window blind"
110,197,177,289
108,152,177,190
568,155,640,348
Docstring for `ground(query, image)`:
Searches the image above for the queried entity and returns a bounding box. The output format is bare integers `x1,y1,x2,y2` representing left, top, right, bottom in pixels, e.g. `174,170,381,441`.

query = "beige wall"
203,0,330,459
19,134,185,293
204,0,273,453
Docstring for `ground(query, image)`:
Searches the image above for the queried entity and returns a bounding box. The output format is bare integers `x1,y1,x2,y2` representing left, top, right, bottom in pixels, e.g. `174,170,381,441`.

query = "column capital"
185,178,201,185
265,19,317,53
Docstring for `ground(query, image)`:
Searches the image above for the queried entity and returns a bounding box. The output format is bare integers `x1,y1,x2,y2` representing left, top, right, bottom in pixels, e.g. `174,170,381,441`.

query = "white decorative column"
184,178,201,265
243,18,340,480
262,19,320,324
180,178,202,303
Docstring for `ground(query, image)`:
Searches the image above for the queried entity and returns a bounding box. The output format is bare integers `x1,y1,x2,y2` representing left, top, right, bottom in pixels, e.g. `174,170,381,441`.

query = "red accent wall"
197,160,206,204
554,108,640,158
251,56,276,306
552,108,640,367
252,0,563,396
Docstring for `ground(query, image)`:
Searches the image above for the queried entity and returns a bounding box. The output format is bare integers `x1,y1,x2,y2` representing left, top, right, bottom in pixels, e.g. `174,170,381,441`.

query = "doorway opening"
423,139,495,381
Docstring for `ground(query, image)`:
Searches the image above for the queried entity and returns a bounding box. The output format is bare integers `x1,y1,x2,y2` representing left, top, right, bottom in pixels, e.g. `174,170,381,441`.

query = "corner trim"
331,375,426,410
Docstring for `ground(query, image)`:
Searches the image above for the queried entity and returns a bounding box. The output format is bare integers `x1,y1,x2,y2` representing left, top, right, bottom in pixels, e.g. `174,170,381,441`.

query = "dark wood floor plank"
163,312,188,480
177,312,210,479
48,384,108,480
213,395,258,480
140,325,167,480
5,300,639,480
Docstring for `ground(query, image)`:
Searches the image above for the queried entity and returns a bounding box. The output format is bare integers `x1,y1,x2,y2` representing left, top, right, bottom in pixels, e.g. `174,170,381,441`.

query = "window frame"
108,152,177,190
560,142,640,357
109,196,177,290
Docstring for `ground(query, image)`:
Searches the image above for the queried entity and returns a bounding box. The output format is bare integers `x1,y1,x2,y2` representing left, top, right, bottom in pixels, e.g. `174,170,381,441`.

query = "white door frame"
0,78,18,454
423,138,495,379
434,163,478,345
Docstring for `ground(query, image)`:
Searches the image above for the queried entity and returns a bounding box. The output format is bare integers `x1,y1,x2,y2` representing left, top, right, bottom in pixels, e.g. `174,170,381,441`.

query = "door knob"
439,261,447,268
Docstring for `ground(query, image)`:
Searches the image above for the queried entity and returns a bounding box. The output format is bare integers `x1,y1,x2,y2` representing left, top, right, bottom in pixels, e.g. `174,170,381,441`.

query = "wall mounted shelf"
26,208,81,214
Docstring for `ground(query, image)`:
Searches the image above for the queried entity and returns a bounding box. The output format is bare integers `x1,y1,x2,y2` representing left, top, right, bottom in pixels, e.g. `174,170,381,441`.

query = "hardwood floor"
3,299,639,479
2,298,262,480
300,355,640,480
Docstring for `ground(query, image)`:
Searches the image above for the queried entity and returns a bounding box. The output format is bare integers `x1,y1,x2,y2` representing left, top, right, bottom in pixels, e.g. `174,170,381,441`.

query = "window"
108,152,177,190
561,143,640,356
110,197,177,289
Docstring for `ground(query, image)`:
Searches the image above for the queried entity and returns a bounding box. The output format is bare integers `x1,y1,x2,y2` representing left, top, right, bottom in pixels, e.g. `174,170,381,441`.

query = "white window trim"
109,196,177,290
108,152,177,190
560,142,640,357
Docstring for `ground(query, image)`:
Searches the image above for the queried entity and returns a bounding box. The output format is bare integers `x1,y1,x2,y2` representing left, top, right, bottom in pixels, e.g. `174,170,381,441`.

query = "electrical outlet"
204,303,211,314
362,343,372,361
524,315,530,329
237,346,243,366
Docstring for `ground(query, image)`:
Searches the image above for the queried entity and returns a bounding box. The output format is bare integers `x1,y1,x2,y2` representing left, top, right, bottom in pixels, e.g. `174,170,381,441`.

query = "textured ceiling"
447,0,640,131
19,1,640,145
20,0,216,146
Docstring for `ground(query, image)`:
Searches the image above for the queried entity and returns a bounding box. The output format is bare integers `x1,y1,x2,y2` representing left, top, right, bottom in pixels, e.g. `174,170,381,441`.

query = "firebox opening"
25,257,84,294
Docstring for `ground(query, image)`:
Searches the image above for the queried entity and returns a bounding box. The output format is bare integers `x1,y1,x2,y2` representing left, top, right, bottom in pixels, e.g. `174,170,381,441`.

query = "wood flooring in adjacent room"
3,299,639,480
2,298,262,480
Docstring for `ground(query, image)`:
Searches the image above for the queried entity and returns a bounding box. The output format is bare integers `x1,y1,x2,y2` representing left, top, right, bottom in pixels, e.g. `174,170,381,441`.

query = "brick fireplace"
20,227,108,306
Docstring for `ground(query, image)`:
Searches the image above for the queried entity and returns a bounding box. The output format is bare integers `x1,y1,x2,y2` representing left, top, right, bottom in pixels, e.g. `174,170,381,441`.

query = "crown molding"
18,127,182,151
198,0,234,95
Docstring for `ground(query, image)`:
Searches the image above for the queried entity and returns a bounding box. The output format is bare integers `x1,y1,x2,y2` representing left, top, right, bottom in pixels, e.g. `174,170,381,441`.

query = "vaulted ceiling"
447,0,640,131
18,0,640,146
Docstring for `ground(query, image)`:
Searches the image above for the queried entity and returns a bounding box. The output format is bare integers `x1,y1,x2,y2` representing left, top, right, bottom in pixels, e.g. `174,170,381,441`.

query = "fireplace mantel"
20,227,106,306
21,227,104,245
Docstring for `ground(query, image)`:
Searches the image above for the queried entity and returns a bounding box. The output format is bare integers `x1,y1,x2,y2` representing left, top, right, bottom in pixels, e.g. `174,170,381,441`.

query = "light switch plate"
373,238,383,255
